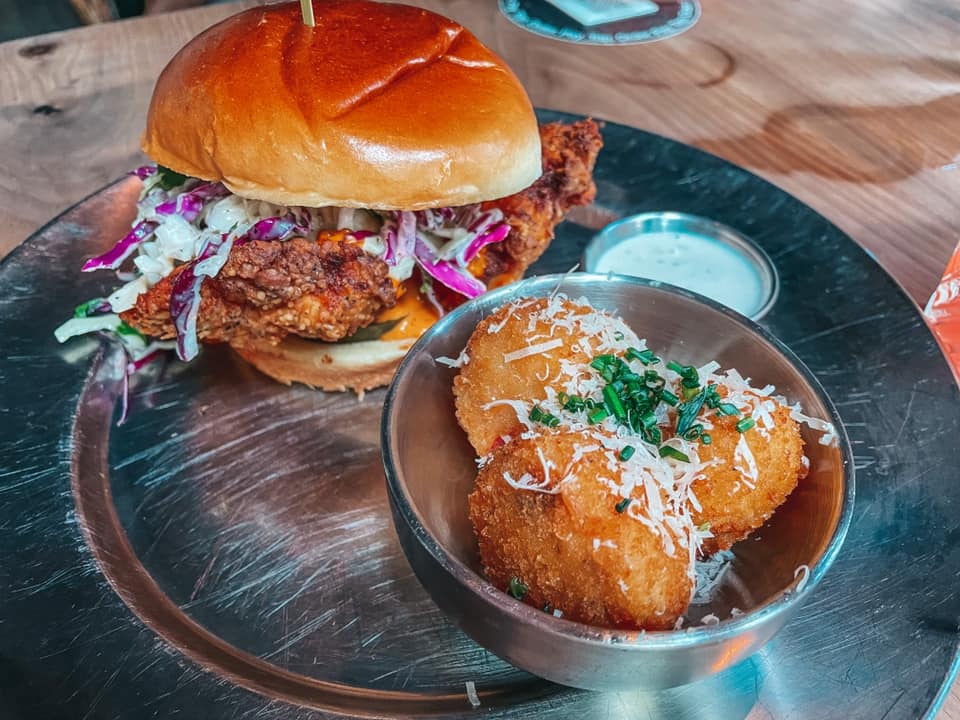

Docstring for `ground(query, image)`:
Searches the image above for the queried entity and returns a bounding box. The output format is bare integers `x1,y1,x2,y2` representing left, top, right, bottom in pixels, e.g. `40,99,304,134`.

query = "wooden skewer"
299,0,315,27
69,0,118,24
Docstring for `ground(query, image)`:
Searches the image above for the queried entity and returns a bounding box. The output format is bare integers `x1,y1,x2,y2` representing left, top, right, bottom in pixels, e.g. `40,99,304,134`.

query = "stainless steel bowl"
381,273,854,692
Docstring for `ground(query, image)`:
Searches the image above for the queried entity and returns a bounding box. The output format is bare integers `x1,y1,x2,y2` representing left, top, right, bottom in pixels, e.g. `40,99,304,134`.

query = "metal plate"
1,110,957,719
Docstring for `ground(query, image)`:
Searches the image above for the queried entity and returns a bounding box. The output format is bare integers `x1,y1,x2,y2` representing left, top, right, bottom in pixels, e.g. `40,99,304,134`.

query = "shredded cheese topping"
467,294,838,614
503,338,565,363
465,681,480,709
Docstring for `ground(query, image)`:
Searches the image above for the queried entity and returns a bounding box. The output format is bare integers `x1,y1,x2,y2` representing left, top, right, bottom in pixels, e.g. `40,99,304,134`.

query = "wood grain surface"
0,0,957,715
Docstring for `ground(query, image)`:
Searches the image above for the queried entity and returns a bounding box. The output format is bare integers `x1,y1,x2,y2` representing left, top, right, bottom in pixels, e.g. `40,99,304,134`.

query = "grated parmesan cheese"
465,681,481,708
435,350,470,368
733,433,759,489
502,471,564,495
503,337,565,363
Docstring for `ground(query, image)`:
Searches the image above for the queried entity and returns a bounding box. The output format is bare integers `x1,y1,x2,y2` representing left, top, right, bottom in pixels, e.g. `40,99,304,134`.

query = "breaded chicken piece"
121,233,397,347
691,404,806,554
469,433,694,630
453,296,639,455
480,119,602,285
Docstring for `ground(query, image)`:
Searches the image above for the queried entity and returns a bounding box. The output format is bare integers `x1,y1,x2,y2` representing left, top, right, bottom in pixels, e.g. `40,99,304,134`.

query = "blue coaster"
499,0,700,45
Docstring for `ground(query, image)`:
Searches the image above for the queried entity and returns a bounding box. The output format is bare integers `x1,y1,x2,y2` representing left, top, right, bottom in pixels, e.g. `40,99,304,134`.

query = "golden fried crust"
469,433,693,630
453,298,596,455
481,119,602,284
692,405,806,554
120,234,397,347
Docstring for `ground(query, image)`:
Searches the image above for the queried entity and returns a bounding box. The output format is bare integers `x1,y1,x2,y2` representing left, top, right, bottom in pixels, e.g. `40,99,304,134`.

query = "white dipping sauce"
593,231,767,316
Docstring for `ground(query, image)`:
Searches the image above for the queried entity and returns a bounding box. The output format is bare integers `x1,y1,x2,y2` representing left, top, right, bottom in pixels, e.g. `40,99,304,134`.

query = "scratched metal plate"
1,110,958,719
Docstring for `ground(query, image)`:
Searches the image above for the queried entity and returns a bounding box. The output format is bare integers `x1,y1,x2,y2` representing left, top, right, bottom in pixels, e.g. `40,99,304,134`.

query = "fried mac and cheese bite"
469,432,695,630
451,294,835,630
686,375,807,554
453,296,640,455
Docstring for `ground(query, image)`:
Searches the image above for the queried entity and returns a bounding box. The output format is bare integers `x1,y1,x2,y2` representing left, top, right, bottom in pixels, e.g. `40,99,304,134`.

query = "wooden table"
0,1,957,716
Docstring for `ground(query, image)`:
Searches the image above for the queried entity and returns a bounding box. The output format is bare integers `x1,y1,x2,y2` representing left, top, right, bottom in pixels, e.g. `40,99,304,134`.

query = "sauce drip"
375,281,439,342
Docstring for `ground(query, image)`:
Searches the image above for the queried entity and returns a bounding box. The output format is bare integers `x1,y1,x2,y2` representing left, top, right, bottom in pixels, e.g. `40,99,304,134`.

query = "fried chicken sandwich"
55,0,602,392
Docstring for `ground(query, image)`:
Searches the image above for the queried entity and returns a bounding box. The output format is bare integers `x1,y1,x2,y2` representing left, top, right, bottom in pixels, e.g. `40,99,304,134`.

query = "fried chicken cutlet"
481,119,602,285
120,121,603,351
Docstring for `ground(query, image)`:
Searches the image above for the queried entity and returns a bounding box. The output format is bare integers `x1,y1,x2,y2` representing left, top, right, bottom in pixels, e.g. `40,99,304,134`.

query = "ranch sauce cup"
584,212,779,320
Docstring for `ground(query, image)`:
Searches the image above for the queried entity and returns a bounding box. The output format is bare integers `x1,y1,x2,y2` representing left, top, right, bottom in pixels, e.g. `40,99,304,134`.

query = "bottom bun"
232,336,416,394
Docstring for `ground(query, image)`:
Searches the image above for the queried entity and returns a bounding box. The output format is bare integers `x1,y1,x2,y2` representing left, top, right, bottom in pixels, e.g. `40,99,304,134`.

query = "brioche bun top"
141,0,542,210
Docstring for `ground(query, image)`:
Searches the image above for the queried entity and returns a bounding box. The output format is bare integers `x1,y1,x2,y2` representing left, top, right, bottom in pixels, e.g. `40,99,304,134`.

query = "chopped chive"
682,385,698,401
681,376,701,389
736,417,756,433
704,384,721,409
716,403,740,416
614,331,624,341
627,348,659,365
529,406,560,428
701,433,712,445
602,385,627,421
676,389,707,436
558,391,569,405
642,426,662,444
590,355,616,370
683,424,703,441
666,360,685,374
661,389,679,406
697,521,712,533
615,497,633,513
588,407,609,424
641,410,657,429
507,576,528,600
619,446,636,461
659,446,690,462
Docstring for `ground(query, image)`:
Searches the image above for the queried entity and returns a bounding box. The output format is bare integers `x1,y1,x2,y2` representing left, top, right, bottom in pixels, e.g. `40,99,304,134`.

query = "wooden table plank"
0,0,957,714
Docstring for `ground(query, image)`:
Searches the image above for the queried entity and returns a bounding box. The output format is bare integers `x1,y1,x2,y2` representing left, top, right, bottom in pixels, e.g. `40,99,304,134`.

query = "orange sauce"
376,281,439,342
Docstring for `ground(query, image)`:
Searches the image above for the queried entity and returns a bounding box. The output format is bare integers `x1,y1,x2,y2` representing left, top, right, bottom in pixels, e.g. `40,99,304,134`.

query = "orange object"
924,240,960,382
